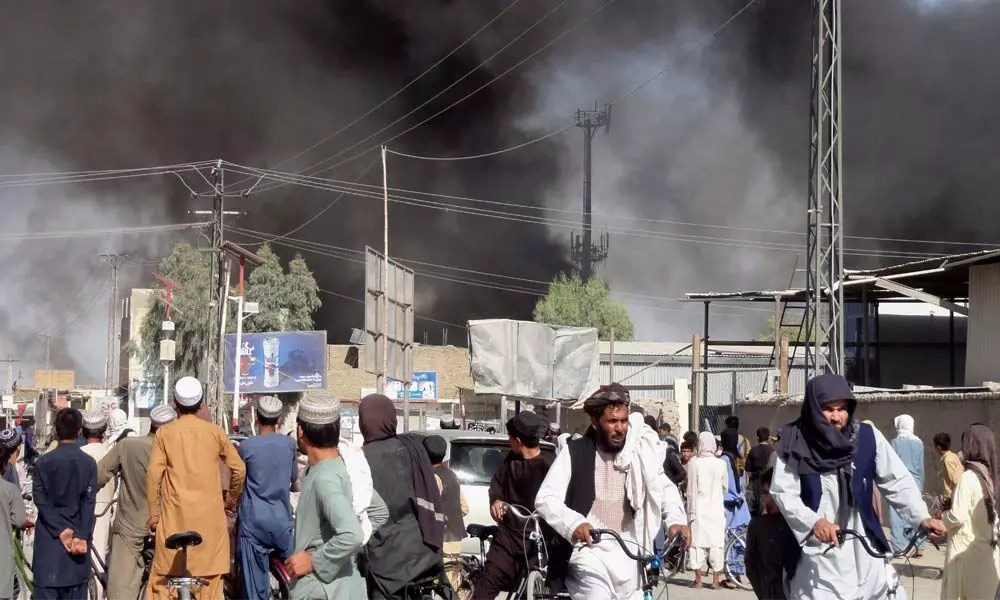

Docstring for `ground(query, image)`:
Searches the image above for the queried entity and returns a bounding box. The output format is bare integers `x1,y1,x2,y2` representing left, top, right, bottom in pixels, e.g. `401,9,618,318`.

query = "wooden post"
691,334,702,432
779,335,790,394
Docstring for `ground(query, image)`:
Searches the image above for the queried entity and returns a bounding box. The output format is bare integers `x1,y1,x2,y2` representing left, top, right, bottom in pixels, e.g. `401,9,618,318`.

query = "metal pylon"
804,0,845,377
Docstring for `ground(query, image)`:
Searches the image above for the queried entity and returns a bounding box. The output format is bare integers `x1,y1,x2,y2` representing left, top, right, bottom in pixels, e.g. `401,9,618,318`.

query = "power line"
245,0,617,193
232,0,529,186
0,222,210,243
0,163,217,190
229,226,764,319
222,165,948,259
384,126,573,161
224,162,994,250
0,160,216,180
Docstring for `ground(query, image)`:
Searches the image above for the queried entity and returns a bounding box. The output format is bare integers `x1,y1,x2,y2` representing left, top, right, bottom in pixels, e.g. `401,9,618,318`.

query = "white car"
416,429,556,555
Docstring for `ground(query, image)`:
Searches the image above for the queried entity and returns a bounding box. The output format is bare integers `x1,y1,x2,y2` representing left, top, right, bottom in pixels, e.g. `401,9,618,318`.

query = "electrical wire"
0,166,217,191
246,0,617,193
0,222,209,242
229,226,762,320
317,287,467,329
221,165,946,259
230,0,530,187
0,160,216,180
607,0,760,107
230,224,773,314
384,126,573,161
224,161,999,250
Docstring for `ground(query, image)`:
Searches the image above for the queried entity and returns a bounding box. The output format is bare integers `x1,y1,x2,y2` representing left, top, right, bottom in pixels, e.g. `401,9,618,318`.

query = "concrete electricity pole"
0,355,19,393
100,253,129,390
572,104,611,280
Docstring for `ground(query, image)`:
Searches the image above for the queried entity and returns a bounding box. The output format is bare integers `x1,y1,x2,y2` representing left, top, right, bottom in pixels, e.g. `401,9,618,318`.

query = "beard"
597,432,626,453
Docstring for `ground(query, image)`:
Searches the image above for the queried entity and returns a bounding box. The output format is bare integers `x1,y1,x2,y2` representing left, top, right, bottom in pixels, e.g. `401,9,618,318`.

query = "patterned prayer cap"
257,396,283,419
297,395,340,425
82,410,108,430
0,428,21,450
150,404,177,427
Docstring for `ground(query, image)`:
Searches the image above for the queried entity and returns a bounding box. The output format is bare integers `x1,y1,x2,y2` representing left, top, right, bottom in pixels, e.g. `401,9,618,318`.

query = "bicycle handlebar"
589,529,650,563
503,503,535,521
835,528,928,560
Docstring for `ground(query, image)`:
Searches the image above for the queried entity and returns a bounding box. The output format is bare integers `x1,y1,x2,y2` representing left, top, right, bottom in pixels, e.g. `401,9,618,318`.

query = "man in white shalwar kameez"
771,374,945,600
686,431,728,588
80,410,113,600
537,384,689,600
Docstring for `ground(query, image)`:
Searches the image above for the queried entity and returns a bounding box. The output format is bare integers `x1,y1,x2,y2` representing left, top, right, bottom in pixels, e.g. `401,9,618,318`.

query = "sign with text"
224,331,327,394
361,370,438,403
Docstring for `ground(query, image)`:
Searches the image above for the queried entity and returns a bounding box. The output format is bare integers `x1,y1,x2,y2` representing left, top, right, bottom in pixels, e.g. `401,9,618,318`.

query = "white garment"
338,440,376,544
894,414,917,439
941,469,1000,600
771,425,928,600
82,441,113,600
688,546,723,572
686,454,728,551
536,415,686,600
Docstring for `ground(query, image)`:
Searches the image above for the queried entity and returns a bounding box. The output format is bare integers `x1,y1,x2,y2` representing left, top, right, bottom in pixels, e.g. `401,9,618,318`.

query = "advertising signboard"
223,331,327,394
362,371,438,402
34,369,75,390
134,382,159,410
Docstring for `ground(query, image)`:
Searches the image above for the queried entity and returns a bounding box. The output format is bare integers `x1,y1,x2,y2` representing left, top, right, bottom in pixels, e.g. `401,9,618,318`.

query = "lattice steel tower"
571,104,611,280
804,0,845,376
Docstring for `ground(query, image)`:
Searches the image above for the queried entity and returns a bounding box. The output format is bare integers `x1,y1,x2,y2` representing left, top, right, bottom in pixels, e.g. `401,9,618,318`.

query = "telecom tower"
571,104,612,280
804,0,845,376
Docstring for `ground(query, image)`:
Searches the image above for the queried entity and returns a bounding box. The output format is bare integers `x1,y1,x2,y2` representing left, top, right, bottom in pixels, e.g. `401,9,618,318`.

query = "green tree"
756,315,809,343
533,272,635,341
124,241,212,383
126,241,322,382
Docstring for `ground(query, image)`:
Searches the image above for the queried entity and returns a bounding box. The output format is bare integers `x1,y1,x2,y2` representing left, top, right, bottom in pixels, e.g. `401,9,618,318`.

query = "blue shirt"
237,434,297,545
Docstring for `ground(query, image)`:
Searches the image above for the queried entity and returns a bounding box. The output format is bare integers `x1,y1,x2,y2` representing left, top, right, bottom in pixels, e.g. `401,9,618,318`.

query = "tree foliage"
756,315,809,343
126,241,322,383
532,272,635,341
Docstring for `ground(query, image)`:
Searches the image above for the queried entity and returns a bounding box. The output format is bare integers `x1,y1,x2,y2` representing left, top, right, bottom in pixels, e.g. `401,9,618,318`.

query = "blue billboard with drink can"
223,331,327,393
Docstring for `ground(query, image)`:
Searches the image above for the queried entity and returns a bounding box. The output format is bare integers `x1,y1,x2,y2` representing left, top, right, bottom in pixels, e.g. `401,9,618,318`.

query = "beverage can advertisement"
223,331,327,393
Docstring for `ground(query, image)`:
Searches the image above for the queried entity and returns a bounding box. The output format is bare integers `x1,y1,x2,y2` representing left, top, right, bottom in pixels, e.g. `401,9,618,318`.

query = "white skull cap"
174,376,203,407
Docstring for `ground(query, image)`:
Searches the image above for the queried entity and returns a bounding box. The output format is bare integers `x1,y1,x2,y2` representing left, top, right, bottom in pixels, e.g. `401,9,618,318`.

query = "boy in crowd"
745,468,797,600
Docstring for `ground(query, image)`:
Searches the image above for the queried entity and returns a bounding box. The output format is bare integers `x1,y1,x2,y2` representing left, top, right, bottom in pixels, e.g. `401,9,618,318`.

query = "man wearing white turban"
686,431,728,589
81,411,113,600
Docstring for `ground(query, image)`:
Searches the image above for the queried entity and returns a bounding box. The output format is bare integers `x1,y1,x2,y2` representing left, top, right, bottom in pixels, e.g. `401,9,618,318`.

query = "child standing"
745,468,797,600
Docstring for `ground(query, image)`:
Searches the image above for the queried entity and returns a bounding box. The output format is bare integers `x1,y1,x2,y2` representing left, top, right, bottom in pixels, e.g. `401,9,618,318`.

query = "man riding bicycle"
537,384,690,599
771,374,946,599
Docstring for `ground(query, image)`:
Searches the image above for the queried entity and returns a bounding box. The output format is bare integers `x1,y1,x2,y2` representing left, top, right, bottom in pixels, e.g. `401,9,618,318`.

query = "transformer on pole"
804,0,845,377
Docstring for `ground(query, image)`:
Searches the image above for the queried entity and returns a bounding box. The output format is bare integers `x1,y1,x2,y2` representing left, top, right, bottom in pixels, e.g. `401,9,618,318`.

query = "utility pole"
571,104,611,280
209,160,226,420
0,355,19,393
804,0,845,377
100,253,129,390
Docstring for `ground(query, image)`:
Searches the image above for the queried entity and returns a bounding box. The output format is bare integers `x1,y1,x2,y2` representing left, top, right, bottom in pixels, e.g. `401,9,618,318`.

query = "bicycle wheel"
269,560,291,600
661,544,686,581
524,570,547,600
88,576,99,600
723,530,752,591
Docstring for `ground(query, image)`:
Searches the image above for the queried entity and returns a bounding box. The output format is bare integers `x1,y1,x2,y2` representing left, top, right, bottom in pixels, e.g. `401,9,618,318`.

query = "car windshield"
448,439,556,486
449,440,510,486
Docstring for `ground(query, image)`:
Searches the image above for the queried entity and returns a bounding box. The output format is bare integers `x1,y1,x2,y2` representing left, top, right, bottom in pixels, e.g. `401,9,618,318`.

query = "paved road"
660,545,945,600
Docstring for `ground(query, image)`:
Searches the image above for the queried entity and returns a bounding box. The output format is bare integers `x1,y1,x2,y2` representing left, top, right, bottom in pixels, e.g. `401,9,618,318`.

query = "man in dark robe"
745,427,776,514
32,408,97,600
359,394,446,600
472,411,554,600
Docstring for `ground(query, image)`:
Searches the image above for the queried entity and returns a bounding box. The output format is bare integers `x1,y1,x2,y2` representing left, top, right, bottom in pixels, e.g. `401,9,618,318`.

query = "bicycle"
503,503,569,600
589,529,664,600
828,527,931,600
163,530,208,600
722,523,751,590
447,523,496,599
88,497,117,600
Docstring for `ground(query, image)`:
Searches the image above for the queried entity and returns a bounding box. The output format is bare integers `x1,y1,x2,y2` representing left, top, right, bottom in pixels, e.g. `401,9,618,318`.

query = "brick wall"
326,344,472,400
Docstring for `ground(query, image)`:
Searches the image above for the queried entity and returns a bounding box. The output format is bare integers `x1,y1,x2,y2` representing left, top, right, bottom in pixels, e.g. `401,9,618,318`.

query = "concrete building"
119,288,156,386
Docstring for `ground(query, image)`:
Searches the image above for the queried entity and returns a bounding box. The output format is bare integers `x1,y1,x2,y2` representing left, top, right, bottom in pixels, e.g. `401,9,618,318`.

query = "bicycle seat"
165,531,203,550
466,524,498,540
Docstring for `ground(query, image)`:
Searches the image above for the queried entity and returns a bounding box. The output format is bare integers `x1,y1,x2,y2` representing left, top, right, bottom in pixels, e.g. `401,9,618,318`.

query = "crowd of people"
0,371,998,599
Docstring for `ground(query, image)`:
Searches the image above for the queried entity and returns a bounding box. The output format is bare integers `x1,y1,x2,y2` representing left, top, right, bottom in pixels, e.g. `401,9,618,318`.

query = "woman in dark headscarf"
358,394,446,599
941,423,1000,599
769,374,945,600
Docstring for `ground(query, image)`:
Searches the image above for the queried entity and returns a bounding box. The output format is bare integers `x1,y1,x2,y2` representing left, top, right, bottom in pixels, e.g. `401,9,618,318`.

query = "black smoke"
2,0,998,381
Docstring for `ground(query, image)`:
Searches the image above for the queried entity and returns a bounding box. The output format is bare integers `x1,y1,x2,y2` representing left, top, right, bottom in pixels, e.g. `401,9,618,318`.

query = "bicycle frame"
589,529,662,600
504,503,554,598
826,527,931,599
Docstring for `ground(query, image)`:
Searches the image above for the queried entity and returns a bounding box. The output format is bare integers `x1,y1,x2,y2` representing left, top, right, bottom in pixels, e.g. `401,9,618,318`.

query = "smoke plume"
1,0,997,383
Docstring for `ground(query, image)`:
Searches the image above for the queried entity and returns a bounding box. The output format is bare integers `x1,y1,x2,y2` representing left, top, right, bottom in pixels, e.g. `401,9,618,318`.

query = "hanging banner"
223,331,327,394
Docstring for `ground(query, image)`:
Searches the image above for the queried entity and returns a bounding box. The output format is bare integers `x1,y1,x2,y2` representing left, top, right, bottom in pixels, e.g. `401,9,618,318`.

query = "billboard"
223,331,327,394
386,371,437,401
35,369,75,390
133,382,159,410
364,247,414,383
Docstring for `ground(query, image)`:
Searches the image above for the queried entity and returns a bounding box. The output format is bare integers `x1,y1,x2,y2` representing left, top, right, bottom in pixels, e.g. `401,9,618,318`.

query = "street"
658,545,946,600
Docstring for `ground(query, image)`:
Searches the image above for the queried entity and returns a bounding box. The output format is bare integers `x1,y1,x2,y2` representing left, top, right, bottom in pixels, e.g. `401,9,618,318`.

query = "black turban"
506,411,543,441
583,383,630,417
